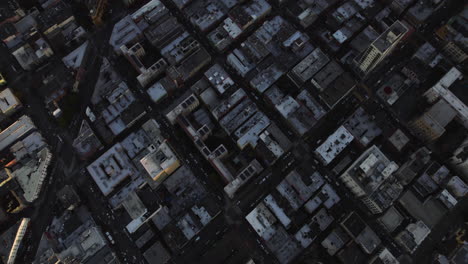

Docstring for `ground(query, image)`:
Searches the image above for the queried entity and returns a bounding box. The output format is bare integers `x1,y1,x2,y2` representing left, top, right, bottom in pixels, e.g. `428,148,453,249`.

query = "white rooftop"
147,82,168,103
109,16,142,52
86,143,138,196
315,126,354,165
13,148,52,202
10,131,46,161
0,115,36,152
424,67,467,129
245,202,277,240
0,88,21,114
62,41,89,70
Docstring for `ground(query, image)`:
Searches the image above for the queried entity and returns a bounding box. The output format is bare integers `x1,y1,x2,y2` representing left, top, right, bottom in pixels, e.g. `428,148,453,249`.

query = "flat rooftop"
315,126,354,165
86,143,138,196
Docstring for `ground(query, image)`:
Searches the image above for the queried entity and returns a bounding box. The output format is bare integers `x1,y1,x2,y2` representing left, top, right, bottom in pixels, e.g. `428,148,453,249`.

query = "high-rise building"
340,145,402,214
354,20,410,76
449,136,468,182
410,67,467,142
409,100,457,142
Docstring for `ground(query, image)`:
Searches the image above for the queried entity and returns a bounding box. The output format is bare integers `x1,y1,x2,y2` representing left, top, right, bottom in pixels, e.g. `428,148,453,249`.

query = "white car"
105,232,115,245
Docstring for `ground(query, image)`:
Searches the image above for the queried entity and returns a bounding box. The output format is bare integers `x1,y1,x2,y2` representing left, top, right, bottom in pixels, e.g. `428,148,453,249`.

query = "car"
0,73,6,86
106,232,115,245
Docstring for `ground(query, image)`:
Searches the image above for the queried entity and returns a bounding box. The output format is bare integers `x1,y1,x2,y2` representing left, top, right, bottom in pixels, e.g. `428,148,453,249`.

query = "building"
266,86,326,136
422,68,467,129
0,118,52,206
408,67,465,142
87,118,165,197
153,165,220,250
166,93,199,124
72,120,103,160
86,143,138,196
57,185,81,210
10,147,53,203
224,159,263,198
315,126,354,165
143,241,171,264
93,81,147,140
388,129,410,152
286,0,336,28
288,48,329,87
340,212,381,254
36,0,83,46
449,136,468,182
354,20,410,76
340,145,401,214
0,115,36,152
399,190,446,228
4,218,29,264
0,221,20,263
435,9,468,64
343,107,382,147
405,1,434,26
140,142,180,183
369,248,399,264
321,227,350,256
388,0,415,14
109,16,142,54
183,0,236,32
84,0,108,25
395,221,431,253
207,0,271,52
312,62,356,109
35,206,118,264
409,99,457,142
10,37,54,71
378,206,404,233
395,147,432,186
0,88,21,116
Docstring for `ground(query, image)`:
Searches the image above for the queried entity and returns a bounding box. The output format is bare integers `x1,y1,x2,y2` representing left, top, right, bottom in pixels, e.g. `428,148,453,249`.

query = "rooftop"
378,206,404,233
72,120,103,159
13,147,52,203
395,221,431,253
340,146,401,213
0,88,20,114
0,115,36,152
245,202,277,240
289,48,329,86
109,15,142,52
62,41,89,70
36,0,73,31
86,143,138,196
398,190,446,228
372,20,409,53
343,107,382,146
143,241,171,264
315,126,354,165
321,227,350,256
341,212,381,254
140,142,180,183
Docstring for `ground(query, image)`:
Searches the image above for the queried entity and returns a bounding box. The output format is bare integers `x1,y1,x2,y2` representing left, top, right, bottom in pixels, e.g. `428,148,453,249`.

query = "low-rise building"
0,88,21,117
343,107,382,147
341,212,381,254
72,120,103,160
315,126,354,165
395,221,431,253
140,142,180,184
